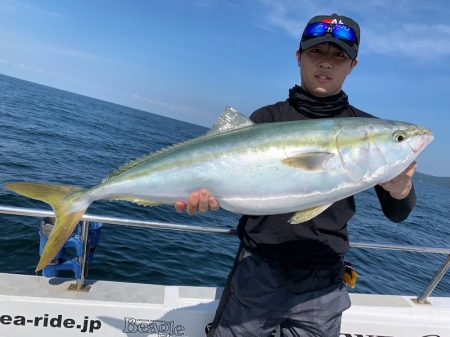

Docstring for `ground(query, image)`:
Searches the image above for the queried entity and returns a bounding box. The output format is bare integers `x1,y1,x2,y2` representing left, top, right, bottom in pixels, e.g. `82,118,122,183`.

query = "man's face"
297,43,357,97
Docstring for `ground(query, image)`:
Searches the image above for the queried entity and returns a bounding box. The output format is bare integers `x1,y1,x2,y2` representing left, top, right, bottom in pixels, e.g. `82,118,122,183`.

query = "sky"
0,0,449,177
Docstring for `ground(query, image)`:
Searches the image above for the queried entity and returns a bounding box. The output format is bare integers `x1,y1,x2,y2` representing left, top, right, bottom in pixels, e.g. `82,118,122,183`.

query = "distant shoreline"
414,172,450,189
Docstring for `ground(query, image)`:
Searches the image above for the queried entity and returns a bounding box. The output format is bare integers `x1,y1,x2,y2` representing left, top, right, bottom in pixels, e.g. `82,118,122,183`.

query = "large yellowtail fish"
5,108,433,271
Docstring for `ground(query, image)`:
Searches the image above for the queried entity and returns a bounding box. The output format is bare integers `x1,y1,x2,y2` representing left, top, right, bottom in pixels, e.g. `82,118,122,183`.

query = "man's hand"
175,188,220,215
379,162,417,200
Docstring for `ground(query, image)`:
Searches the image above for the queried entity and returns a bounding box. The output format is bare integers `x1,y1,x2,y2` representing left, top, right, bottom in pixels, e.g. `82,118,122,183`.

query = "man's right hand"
175,188,220,215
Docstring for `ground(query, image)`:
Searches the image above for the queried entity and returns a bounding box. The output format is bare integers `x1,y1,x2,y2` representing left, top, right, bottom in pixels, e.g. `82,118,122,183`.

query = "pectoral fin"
289,204,331,224
282,152,335,172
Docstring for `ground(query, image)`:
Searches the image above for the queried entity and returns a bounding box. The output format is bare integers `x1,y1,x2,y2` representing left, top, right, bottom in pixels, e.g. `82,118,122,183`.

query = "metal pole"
1,204,450,299
0,205,236,235
0,205,449,251
75,220,90,291
416,254,450,304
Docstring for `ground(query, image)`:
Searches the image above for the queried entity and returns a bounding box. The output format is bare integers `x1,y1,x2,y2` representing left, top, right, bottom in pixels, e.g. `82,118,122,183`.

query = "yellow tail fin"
5,182,88,272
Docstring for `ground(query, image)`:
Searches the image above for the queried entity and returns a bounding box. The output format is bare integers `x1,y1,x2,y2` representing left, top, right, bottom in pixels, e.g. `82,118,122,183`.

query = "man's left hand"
379,162,417,200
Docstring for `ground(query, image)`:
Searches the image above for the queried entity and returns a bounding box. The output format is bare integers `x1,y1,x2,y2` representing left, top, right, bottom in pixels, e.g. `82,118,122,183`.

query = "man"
176,14,417,337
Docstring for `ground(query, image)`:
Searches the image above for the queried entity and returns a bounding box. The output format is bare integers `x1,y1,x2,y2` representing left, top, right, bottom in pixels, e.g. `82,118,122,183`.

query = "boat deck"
0,273,449,337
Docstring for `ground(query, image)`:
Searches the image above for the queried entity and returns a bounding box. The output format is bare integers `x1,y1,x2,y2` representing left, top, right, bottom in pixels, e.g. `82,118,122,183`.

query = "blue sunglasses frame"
304,22,357,43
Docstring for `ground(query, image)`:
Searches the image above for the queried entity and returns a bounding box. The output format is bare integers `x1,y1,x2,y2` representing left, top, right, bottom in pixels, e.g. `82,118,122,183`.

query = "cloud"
44,45,119,64
363,23,450,59
2,60,45,74
0,0,63,18
188,0,218,8
256,0,450,60
255,0,314,38
1,34,126,66
131,94,206,117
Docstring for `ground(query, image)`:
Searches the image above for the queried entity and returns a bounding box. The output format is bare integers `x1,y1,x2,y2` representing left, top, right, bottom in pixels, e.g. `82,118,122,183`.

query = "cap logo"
322,18,344,25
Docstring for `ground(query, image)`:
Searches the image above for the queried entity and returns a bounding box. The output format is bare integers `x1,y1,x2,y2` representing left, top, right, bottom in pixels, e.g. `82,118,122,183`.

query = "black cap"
300,14,360,59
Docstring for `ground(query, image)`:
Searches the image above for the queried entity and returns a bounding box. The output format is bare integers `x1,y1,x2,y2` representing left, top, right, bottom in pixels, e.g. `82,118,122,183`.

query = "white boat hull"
0,273,448,337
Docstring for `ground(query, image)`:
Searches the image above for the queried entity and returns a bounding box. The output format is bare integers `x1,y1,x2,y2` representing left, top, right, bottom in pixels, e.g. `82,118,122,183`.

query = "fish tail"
5,181,89,272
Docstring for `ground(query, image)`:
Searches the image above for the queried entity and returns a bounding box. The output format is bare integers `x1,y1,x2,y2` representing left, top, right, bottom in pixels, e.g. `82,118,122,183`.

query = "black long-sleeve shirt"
237,98,416,267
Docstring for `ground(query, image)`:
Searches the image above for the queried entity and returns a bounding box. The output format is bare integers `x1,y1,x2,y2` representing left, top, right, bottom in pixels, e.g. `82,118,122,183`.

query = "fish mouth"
410,130,434,153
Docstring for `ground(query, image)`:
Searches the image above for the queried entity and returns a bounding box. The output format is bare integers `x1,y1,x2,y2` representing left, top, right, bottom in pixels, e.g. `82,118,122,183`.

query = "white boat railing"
0,205,449,303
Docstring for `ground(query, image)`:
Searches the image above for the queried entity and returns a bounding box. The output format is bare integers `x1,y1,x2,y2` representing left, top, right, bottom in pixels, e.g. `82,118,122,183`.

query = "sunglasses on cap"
303,22,357,43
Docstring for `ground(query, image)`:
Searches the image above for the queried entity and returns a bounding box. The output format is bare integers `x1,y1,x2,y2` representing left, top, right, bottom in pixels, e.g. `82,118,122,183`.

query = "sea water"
0,73,448,296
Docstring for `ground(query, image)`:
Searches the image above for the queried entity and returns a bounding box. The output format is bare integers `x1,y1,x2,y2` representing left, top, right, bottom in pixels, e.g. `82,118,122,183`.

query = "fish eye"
392,131,407,143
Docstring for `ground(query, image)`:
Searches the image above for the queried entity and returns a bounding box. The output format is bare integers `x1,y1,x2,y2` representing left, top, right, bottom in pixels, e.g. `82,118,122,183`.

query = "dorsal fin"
207,107,253,135
103,107,252,183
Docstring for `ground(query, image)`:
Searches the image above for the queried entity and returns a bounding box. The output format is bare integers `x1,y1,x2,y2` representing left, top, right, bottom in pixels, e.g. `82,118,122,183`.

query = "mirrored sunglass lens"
305,22,328,36
333,24,356,42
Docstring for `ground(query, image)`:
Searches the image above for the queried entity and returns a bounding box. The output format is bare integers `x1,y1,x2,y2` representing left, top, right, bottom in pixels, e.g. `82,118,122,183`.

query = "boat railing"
0,205,449,303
